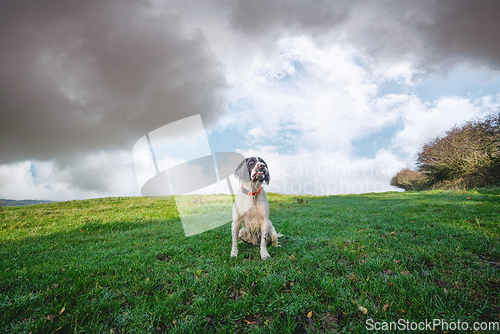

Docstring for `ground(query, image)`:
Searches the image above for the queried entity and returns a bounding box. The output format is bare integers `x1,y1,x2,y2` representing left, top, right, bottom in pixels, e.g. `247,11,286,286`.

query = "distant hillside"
0,199,55,207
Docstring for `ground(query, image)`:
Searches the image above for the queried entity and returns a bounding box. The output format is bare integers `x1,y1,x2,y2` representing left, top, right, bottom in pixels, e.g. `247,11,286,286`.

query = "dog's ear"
234,158,250,182
258,158,270,185
264,169,270,185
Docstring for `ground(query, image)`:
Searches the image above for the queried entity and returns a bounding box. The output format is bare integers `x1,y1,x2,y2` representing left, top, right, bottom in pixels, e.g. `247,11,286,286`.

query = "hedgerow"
391,113,500,190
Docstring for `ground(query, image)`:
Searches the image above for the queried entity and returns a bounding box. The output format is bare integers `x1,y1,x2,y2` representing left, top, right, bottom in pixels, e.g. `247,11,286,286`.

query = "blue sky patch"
415,68,500,102
352,123,404,159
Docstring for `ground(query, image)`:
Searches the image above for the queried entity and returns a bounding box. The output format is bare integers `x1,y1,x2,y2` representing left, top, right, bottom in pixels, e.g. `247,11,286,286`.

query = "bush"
416,122,490,185
390,167,428,191
476,113,500,178
391,112,500,191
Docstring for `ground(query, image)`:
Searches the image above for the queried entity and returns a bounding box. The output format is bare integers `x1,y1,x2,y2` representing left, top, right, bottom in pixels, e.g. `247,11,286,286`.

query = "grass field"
1,189,500,333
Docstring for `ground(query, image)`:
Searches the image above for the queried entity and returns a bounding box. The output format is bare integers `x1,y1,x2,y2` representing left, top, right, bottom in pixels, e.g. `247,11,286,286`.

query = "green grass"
1,189,500,333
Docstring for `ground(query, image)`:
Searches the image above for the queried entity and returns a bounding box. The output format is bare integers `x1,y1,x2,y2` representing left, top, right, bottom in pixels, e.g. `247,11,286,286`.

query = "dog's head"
234,157,270,185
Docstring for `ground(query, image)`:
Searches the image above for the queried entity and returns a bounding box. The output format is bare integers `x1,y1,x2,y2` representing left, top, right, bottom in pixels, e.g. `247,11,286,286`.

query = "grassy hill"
0,199,55,207
1,190,500,333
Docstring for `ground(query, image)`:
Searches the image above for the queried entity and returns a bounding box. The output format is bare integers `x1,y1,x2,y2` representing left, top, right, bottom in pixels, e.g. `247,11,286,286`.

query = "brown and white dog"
230,157,282,260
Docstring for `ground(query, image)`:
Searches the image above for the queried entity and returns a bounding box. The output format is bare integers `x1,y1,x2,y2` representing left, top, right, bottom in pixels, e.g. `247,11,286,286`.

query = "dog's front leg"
230,220,240,258
260,219,271,260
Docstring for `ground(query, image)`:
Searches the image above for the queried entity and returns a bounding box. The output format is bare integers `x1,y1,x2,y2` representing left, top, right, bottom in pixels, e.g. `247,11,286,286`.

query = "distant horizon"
1,187,408,205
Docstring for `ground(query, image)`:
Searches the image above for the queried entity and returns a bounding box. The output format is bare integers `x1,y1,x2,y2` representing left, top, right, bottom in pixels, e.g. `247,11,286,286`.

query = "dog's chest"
242,204,268,233
236,195,269,223
245,203,267,220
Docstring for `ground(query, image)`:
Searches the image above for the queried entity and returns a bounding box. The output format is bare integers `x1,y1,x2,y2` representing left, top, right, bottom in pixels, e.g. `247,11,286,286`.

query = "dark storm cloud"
342,0,500,73
225,0,500,72
0,0,227,164
425,0,500,69
227,0,352,39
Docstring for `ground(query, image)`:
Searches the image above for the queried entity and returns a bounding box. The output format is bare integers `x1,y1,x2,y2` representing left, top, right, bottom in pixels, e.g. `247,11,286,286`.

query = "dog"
230,157,282,260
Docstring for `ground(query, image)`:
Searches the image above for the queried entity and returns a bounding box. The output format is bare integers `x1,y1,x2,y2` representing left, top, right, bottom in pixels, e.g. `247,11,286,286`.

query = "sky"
1,0,500,200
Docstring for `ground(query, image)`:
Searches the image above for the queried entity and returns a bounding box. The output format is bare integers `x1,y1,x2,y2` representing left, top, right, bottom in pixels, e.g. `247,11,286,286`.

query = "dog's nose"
257,162,265,169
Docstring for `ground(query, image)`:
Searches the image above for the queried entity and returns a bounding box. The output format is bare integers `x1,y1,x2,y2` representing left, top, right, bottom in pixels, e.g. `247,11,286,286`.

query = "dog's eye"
248,161,255,165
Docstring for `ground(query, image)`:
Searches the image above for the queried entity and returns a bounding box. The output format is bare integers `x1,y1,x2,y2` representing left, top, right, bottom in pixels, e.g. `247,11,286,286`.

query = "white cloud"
219,36,419,156
239,147,404,195
0,152,139,200
221,37,382,151
212,36,500,195
392,95,496,159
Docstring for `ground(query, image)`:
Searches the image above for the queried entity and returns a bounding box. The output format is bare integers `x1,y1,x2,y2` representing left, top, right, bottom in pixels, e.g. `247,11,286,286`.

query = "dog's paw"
230,249,238,258
260,251,271,260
